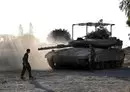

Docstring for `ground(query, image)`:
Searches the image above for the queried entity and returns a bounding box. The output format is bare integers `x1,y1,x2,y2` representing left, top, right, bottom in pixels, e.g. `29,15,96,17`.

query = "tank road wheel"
109,61,115,68
116,60,124,68
116,53,125,68
99,62,104,69
47,57,58,69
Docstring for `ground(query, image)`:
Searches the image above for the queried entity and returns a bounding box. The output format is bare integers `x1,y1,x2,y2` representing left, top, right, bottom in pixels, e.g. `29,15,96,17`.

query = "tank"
38,20,125,69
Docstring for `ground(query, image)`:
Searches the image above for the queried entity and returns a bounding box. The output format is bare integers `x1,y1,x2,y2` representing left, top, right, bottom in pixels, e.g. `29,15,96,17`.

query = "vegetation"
119,0,130,17
119,0,130,26
47,29,71,43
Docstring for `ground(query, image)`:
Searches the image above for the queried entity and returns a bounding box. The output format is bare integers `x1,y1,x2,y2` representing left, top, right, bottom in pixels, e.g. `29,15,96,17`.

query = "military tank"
38,20,125,69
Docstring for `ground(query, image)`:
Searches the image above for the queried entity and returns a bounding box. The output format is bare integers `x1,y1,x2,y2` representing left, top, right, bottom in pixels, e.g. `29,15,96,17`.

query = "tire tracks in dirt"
30,80,54,92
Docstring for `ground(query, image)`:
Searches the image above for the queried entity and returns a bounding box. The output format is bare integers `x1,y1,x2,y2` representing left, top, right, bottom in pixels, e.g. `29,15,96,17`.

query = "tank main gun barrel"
38,44,71,50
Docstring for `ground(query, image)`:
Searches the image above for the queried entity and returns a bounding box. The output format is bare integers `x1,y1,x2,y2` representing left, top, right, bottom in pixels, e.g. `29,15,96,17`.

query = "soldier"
88,44,96,70
21,49,34,80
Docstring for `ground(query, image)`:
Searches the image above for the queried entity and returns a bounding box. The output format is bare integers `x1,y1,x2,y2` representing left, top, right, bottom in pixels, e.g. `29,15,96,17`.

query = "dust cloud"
0,34,51,71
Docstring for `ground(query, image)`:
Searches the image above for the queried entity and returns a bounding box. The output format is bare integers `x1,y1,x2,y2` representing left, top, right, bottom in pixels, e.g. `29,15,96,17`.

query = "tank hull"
45,48,125,69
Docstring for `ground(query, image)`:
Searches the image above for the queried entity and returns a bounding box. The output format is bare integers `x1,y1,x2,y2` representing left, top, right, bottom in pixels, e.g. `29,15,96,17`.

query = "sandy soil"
0,68,130,92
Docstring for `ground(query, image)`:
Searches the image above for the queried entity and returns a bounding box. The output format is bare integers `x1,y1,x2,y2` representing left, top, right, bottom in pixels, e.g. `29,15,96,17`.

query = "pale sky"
0,0,129,47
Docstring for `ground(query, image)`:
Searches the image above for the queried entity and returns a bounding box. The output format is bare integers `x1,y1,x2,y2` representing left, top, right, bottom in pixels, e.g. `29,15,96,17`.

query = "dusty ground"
0,68,130,92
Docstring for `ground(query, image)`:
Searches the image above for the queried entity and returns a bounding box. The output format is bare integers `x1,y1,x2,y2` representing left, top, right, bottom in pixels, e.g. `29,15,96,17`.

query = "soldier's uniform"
21,49,33,79
89,45,96,70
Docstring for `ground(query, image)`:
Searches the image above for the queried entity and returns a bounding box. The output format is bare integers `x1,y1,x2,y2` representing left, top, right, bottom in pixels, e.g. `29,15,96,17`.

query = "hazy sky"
0,0,129,47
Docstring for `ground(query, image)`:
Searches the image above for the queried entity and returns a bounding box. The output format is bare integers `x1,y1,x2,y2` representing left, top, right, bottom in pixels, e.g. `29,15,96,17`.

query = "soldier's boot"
21,76,26,80
29,76,36,80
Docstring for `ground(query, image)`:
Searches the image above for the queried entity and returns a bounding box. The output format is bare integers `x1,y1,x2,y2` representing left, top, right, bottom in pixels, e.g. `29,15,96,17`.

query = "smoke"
0,34,51,71
0,35,22,71
47,37,69,45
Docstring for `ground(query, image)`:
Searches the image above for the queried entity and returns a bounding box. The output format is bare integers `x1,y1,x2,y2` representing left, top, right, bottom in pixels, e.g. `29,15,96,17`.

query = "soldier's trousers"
21,63,32,77
89,61,94,70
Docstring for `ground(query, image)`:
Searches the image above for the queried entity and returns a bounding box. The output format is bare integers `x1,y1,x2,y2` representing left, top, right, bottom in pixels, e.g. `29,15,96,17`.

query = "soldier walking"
21,49,34,80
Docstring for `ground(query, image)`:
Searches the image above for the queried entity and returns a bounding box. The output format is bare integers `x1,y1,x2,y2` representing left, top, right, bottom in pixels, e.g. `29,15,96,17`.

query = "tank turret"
38,37,122,50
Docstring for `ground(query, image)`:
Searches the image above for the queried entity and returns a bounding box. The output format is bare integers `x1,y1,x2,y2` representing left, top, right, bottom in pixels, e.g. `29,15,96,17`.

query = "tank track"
47,57,124,70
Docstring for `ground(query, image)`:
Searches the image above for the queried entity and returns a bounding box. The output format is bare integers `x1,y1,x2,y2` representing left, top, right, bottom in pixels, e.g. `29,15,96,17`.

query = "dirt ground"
0,67,130,92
